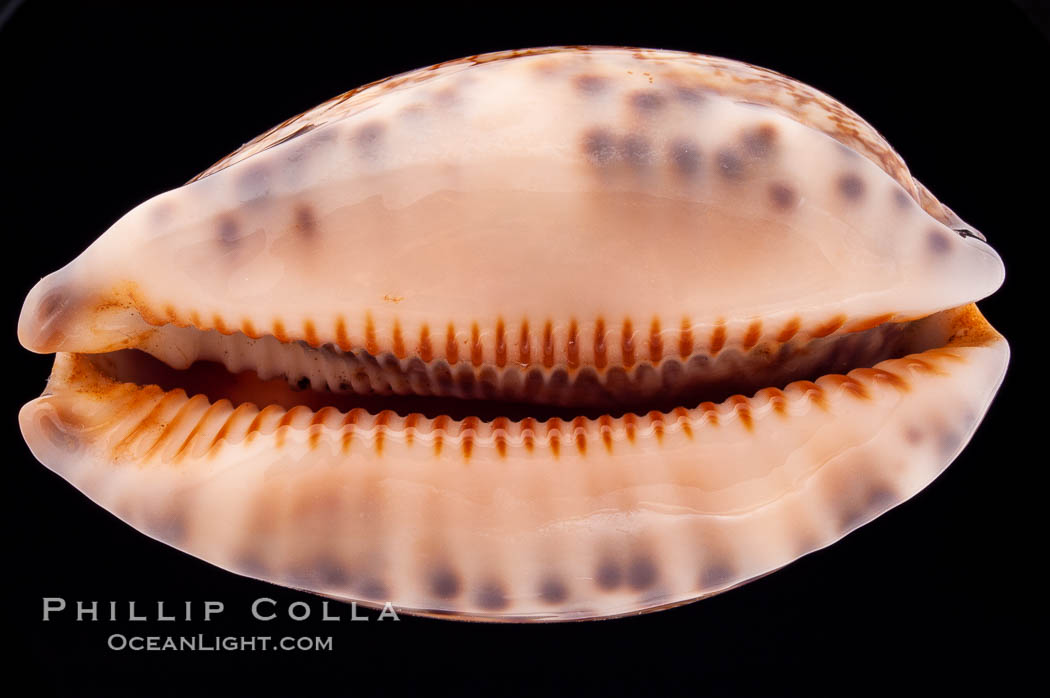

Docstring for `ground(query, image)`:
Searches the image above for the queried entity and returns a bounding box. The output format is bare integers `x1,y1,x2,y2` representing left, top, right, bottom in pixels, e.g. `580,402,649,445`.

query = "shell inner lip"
67,310,956,423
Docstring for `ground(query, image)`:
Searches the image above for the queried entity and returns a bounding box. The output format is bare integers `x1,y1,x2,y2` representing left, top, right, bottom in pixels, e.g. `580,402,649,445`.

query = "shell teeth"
133,317,915,411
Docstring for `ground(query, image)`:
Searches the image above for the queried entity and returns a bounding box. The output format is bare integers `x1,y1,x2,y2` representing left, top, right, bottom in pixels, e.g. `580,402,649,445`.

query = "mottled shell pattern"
18,47,1007,621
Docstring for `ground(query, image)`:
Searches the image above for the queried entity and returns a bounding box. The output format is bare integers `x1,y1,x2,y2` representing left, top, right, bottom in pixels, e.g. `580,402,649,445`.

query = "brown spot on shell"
620,133,652,167
892,188,912,209
674,85,708,104
353,121,385,158
837,173,865,200
700,562,735,589
669,138,701,176
595,558,622,590
539,577,569,604
769,182,798,210
429,566,461,599
574,74,607,95
357,577,388,600
237,164,270,203
742,123,777,159
839,483,898,531
476,582,509,611
627,556,658,590
293,204,316,238
217,217,239,247
716,148,744,180
432,86,458,108
629,90,666,112
928,229,952,255
582,128,618,166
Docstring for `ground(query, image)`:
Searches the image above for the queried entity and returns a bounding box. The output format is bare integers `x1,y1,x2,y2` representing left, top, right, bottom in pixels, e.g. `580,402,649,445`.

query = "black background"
2,2,1045,696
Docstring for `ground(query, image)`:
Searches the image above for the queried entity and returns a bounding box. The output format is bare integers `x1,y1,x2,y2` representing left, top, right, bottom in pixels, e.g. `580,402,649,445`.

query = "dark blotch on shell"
311,558,351,587
670,139,702,176
674,86,708,104
582,129,619,166
238,165,271,203
837,173,865,201
742,124,776,159
294,205,317,238
928,229,952,255
630,90,666,112
840,484,898,530
354,122,385,158
717,148,745,180
769,182,798,210
595,559,622,590
235,554,269,578
539,577,569,604
574,75,607,95
218,218,239,247
621,134,652,167
627,556,658,590
429,567,461,599
357,577,388,600
476,582,509,610
700,562,735,589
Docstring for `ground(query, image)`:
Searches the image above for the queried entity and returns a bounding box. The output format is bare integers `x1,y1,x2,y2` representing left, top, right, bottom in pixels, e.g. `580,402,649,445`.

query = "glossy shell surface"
18,47,1008,621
